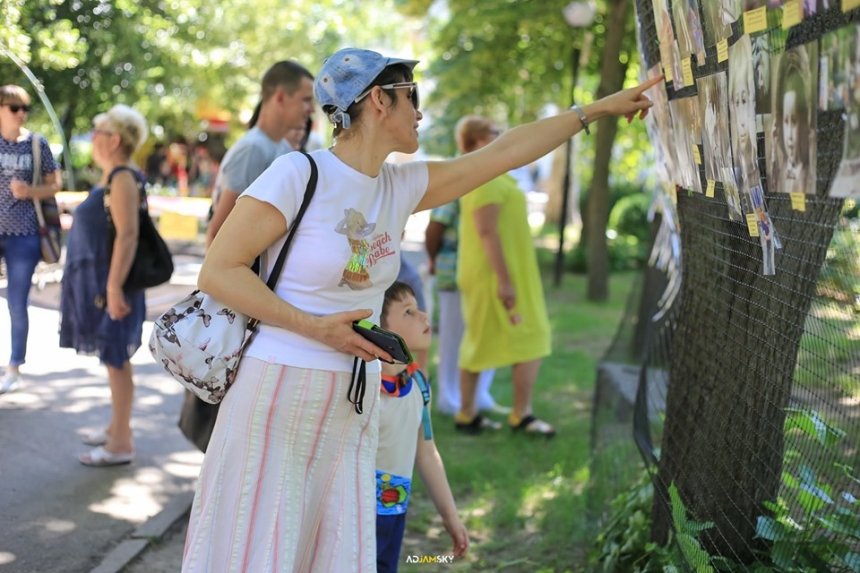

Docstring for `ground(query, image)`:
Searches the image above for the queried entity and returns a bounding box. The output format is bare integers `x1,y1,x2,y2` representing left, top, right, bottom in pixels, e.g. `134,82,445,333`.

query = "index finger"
636,74,665,94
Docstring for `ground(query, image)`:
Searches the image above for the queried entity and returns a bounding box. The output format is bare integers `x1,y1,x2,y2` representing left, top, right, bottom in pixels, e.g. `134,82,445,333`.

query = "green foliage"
592,409,860,573
1,0,422,148
817,211,860,305
753,409,860,572
608,193,652,244
588,472,668,572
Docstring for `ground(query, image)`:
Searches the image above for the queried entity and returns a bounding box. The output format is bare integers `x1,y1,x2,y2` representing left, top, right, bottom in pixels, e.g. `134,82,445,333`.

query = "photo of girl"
769,42,818,194
729,35,761,193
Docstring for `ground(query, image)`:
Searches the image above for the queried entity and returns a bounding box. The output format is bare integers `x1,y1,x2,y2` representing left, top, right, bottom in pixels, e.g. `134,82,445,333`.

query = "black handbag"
104,166,174,292
178,390,219,452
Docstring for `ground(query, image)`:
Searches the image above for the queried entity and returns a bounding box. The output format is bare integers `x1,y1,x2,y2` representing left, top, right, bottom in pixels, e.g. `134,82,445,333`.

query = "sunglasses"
2,103,31,113
354,82,419,110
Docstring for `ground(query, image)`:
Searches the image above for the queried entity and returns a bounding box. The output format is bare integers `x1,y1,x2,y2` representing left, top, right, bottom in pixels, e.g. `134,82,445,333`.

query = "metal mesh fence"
590,0,860,570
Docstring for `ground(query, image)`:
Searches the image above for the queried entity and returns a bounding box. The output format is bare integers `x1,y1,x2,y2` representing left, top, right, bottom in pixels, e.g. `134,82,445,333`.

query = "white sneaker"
0,372,21,394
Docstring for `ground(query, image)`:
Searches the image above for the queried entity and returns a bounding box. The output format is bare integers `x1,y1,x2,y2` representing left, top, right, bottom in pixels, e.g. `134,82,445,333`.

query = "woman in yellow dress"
455,116,554,436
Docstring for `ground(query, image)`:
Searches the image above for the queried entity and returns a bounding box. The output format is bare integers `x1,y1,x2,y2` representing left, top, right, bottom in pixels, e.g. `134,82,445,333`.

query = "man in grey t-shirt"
207,61,315,246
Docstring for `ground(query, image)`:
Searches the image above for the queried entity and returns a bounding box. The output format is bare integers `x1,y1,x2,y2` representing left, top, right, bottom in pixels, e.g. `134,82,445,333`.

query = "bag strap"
246,151,318,331
31,134,47,225
413,369,433,440
105,166,147,207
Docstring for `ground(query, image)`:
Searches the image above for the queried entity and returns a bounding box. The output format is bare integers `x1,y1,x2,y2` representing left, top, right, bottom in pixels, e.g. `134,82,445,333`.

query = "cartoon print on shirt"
335,208,376,290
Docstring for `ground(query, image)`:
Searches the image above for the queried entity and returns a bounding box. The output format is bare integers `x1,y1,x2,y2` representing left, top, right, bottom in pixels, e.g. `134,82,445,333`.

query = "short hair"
381,281,416,328
455,115,498,153
324,63,414,138
0,85,30,106
261,61,314,102
94,104,149,157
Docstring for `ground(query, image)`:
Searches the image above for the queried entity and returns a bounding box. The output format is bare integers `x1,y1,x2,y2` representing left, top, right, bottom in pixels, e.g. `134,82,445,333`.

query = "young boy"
376,281,470,572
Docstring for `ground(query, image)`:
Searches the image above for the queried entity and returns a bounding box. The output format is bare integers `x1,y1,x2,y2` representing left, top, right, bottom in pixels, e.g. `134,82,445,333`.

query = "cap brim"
386,57,420,71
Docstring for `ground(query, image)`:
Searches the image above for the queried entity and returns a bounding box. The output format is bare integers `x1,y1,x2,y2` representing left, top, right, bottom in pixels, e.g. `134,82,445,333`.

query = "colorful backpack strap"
412,369,433,441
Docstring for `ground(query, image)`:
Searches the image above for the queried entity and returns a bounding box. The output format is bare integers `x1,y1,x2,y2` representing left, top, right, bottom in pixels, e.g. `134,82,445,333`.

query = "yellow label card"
782,0,801,28
717,40,729,63
844,0,860,11
743,6,768,33
682,57,694,87
664,64,674,84
706,180,716,197
746,213,760,236
692,144,702,164
790,192,806,211
671,185,678,204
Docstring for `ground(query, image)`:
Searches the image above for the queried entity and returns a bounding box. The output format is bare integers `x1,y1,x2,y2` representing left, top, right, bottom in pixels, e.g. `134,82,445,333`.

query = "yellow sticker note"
790,192,806,211
706,180,716,198
743,6,768,33
746,213,760,237
717,40,729,63
844,0,860,11
664,64,674,84
682,57,694,87
692,144,702,165
782,0,801,28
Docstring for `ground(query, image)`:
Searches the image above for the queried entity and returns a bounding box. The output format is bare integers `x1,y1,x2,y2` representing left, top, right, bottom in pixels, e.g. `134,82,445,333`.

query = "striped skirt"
182,358,380,573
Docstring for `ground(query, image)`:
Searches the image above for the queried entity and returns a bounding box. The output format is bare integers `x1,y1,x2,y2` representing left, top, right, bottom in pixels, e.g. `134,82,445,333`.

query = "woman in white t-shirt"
182,48,661,573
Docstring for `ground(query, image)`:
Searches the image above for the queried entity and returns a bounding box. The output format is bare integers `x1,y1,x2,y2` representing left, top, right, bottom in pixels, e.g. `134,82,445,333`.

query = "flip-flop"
510,414,556,438
454,414,502,435
81,428,109,447
79,446,134,467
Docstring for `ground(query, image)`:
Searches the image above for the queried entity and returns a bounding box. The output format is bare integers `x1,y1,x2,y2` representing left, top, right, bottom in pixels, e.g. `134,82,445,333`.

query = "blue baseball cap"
314,48,419,129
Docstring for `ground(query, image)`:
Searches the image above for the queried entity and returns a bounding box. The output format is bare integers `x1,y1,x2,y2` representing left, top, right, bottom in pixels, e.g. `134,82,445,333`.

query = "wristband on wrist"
570,104,590,135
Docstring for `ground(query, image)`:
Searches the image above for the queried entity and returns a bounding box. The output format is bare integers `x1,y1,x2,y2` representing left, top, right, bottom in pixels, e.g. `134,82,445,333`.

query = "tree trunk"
585,0,631,301
650,186,844,560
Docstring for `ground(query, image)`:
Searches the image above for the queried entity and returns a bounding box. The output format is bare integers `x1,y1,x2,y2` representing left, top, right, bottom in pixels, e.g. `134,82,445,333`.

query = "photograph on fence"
669,97,704,193
827,24,860,197
768,42,818,195
729,34,762,193
672,0,707,65
698,71,732,184
646,64,681,187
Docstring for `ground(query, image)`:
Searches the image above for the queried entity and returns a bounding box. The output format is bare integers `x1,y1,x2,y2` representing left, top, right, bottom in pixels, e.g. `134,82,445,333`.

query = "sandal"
509,414,556,438
81,428,109,447
454,413,502,435
79,446,134,467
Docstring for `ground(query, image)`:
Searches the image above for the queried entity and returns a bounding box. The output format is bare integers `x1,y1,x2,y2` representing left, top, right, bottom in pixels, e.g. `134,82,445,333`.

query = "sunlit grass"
400,271,637,573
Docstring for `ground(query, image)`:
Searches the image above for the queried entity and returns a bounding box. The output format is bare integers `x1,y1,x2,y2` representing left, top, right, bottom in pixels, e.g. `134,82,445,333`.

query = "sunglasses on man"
354,82,419,110
2,103,31,113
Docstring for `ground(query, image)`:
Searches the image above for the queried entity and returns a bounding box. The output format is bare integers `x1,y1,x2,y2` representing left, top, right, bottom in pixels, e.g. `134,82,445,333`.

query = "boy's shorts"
376,512,407,572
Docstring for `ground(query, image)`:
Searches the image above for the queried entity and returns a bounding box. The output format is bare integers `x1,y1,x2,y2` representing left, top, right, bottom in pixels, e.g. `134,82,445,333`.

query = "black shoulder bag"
104,166,174,292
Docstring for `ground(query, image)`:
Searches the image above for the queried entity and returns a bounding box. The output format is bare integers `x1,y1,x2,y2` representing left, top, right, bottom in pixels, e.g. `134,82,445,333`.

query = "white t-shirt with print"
241,149,428,373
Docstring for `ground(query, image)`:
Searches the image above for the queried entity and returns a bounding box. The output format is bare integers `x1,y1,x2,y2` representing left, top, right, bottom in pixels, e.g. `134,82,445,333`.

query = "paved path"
0,213,430,572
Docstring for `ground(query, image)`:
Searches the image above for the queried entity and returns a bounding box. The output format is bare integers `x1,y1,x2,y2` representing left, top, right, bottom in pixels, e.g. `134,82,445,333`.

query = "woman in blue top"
0,85,61,393
59,104,149,467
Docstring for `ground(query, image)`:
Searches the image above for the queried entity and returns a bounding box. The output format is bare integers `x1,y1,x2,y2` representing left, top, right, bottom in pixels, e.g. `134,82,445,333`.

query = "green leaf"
843,552,860,573
797,483,834,514
771,540,796,570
